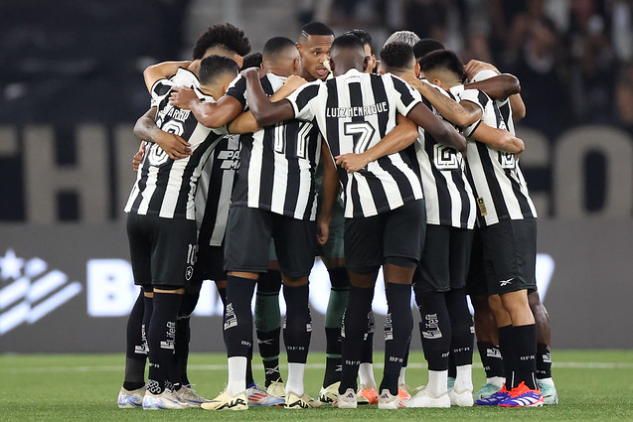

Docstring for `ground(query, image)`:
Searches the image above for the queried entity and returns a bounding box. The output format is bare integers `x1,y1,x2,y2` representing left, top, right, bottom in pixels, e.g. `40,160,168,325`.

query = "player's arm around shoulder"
243,68,296,127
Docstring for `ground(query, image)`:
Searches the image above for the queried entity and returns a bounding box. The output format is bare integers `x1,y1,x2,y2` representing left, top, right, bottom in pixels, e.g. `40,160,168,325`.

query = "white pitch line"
4,361,633,374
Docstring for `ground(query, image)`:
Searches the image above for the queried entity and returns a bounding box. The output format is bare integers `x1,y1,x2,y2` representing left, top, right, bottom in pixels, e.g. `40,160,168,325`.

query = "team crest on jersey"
498,151,516,169
433,144,461,170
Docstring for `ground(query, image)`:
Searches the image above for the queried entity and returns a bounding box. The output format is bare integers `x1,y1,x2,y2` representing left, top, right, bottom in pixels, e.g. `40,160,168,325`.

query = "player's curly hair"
380,42,415,70
192,23,251,60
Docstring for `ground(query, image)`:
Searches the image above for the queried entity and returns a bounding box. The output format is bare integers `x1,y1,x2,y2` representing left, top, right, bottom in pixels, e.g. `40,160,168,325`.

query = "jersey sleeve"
458,88,488,137
225,75,248,109
286,81,321,122
150,79,171,108
390,75,422,117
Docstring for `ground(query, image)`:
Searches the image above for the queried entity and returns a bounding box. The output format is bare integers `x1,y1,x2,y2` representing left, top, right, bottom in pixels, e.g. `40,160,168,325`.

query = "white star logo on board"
0,249,24,280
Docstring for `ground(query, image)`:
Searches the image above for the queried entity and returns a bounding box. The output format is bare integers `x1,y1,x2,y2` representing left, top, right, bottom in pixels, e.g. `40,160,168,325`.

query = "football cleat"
498,382,544,408
201,390,248,411
142,389,190,410
246,385,285,406
117,386,145,408
333,388,358,409
473,382,502,400
378,389,404,410
449,387,474,407
319,381,341,404
175,385,209,407
405,386,450,408
475,384,510,406
398,383,412,401
266,380,286,399
537,380,559,405
357,384,379,405
284,391,321,409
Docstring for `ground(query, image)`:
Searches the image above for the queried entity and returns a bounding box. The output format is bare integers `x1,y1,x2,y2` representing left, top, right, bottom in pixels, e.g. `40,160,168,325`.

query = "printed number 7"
344,121,376,154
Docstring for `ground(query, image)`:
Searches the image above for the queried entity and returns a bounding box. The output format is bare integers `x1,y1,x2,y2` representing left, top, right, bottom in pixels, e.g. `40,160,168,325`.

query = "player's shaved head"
299,21,335,41
419,49,464,87
199,55,240,86
329,34,367,76
262,37,300,77
380,42,416,73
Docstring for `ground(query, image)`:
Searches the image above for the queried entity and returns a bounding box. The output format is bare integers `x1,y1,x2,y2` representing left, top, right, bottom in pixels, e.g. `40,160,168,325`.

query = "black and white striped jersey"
195,134,241,247
451,84,537,227
287,69,424,218
226,73,322,220
412,81,476,229
124,68,227,220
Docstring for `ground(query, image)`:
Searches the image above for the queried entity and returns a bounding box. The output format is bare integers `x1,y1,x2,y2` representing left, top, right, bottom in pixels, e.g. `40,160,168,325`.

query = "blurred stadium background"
1,0,632,353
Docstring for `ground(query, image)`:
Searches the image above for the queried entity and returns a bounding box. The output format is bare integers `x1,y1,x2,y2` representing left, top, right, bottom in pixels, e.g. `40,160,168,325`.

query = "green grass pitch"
2,350,633,420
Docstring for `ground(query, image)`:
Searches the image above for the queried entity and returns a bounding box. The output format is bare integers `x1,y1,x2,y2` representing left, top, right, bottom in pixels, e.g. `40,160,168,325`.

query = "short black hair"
343,29,374,53
192,23,251,60
199,55,240,85
241,52,262,70
331,34,365,53
413,38,445,61
419,50,464,80
301,21,335,38
380,42,415,70
263,37,297,57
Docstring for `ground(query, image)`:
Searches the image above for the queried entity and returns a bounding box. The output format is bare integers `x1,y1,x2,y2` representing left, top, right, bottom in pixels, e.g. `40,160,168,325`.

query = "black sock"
258,328,282,386
255,270,282,386
498,325,515,387
477,341,505,379
123,289,146,390
174,289,199,386
448,352,456,379
361,310,375,364
282,284,311,363
224,276,257,357
513,324,537,389
324,327,342,387
147,292,182,395
217,286,227,307
339,285,374,395
323,267,349,387
536,342,552,379
380,283,413,396
445,288,474,367
246,345,255,387
416,291,451,371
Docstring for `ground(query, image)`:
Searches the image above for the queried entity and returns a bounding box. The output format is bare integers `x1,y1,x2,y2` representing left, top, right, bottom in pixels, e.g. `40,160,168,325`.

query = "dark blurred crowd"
300,0,633,137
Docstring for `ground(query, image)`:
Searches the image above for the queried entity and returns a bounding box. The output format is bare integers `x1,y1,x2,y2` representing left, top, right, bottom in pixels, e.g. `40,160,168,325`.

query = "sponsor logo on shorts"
499,277,513,286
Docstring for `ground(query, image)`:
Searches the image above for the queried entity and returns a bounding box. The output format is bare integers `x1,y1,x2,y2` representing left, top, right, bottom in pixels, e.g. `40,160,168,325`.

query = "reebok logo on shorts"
499,277,513,286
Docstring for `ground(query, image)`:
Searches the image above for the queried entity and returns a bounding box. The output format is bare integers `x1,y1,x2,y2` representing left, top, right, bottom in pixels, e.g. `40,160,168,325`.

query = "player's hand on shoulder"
169,86,196,109
240,67,266,79
284,75,308,91
464,60,500,81
155,131,192,160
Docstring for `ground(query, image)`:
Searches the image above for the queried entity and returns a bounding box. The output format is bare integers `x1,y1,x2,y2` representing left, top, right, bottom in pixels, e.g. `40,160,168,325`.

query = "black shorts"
414,225,474,293
466,218,537,296
344,199,425,274
192,244,225,283
126,213,197,288
224,206,316,278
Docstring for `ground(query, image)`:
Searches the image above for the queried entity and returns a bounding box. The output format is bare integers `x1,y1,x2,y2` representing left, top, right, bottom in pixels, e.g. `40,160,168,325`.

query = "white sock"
398,366,407,386
453,364,473,392
427,370,448,397
487,376,505,389
285,363,305,396
537,377,555,387
358,363,377,389
226,356,247,396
